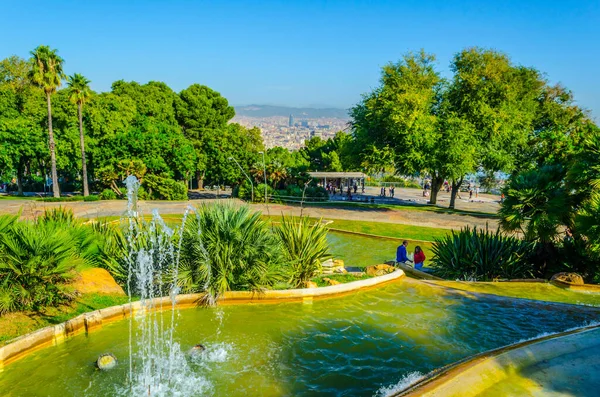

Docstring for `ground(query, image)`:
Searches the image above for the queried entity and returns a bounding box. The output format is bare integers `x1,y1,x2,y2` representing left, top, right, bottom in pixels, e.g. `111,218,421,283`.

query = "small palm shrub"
274,216,332,287
0,222,84,314
38,207,102,268
432,226,533,281
179,204,284,305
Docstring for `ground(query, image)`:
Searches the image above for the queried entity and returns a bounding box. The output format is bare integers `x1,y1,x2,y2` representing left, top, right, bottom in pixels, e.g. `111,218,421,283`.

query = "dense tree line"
352,48,600,279
0,47,264,198
350,48,598,208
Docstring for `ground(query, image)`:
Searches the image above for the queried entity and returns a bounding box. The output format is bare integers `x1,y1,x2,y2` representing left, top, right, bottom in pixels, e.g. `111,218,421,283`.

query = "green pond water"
1,279,598,397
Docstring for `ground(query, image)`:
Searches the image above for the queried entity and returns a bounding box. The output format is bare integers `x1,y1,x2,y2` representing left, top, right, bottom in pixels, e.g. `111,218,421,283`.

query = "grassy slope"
0,294,130,345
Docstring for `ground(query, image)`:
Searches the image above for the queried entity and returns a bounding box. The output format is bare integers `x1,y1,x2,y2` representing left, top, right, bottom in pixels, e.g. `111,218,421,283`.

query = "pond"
1,279,597,396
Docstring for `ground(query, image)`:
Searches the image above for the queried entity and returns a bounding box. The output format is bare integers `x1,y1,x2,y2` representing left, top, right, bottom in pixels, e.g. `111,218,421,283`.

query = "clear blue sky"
1,0,598,118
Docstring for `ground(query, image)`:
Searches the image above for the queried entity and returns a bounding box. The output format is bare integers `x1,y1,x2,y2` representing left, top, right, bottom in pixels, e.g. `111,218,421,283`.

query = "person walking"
476,186,480,198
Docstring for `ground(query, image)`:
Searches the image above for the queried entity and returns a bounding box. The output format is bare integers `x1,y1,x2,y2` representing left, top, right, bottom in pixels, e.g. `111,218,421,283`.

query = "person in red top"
413,246,426,270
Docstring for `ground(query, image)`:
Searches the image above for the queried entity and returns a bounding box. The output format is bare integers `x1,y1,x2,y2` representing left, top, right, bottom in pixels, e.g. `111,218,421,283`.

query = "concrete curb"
396,324,600,396
0,269,404,370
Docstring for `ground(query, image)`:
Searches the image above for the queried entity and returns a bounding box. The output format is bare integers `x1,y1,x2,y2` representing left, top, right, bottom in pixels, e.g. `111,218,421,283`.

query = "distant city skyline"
1,1,598,118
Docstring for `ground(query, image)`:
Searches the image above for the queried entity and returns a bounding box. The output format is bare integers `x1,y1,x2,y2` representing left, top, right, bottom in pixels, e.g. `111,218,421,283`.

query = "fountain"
122,176,209,396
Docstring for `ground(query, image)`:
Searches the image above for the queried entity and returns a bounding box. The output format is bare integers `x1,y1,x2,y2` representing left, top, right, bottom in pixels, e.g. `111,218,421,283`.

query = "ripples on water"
1,279,599,396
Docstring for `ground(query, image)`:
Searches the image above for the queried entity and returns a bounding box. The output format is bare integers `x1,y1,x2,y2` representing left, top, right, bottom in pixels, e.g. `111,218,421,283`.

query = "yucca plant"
274,216,332,287
37,207,102,268
0,222,83,314
179,203,284,305
432,225,533,281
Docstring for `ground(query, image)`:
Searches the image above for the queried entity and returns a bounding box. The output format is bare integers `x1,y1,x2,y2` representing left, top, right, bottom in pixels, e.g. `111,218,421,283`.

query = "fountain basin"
398,324,600,396
1,278,598,396
0,269,404,369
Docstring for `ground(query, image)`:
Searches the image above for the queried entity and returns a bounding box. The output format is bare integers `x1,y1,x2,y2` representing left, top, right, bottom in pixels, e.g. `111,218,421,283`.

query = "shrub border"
0,269,404,370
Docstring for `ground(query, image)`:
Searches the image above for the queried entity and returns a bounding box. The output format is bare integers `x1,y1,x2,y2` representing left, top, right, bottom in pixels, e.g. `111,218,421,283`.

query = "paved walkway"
0,194,498,231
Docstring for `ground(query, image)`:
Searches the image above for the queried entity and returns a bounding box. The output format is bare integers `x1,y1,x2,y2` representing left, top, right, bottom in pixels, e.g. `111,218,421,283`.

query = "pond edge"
0,269,404,370
395,323,600,396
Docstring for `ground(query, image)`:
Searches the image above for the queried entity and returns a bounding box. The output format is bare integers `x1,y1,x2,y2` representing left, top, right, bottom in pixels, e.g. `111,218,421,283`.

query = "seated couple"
396,240,426,270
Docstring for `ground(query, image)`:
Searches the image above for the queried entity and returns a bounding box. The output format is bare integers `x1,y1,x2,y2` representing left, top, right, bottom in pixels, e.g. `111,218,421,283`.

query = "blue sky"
1,1,598,117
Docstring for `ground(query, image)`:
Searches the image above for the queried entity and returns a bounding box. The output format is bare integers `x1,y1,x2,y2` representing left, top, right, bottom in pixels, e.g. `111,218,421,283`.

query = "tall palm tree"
28,45,65,198
67,73,92,196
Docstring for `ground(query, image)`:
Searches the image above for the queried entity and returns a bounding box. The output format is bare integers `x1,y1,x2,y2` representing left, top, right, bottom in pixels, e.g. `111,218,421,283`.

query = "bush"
143,174,188,200
178,203,284,305
274,184,329,203
254,183,275,203
41,196,84,202
432,226,533,281
274,216,332,287
0,221,83,314
99,189,117,200
83,195,99,202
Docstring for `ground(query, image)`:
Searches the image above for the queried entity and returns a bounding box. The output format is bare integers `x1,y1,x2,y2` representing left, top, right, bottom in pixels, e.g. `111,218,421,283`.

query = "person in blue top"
396,240,412,264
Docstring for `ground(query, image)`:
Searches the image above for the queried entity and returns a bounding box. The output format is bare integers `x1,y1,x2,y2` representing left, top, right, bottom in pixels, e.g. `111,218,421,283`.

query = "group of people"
396,240,427,271
380,186,395,197
326,182,362,199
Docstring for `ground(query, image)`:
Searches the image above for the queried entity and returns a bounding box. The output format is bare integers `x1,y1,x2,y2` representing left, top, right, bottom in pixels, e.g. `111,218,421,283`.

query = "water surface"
1,279,598,396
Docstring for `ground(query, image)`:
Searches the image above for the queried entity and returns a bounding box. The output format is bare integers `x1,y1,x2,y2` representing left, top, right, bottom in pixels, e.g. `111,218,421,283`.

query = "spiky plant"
37,207,101,268
274,216,332,287
432,225,533,281
0,222,83,314
179,203,284,305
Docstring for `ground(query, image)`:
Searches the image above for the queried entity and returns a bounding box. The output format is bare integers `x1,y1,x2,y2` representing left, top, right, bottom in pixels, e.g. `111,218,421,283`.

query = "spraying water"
121,176,210,396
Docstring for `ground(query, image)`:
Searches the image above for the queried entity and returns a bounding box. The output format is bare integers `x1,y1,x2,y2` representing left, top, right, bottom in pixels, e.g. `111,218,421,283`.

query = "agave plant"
0,222,83,314
274,216,332,287
179,203,284,305
432,225,533,281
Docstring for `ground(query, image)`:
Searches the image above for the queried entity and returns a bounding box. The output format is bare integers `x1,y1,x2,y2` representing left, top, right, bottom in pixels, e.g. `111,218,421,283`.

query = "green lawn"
323,218,449,242
287,200,498,218
0,294,130,345
0,195,38,200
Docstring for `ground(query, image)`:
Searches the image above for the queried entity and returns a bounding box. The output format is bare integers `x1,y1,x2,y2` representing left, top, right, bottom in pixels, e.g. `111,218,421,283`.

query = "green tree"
351,51,447,203
446,48,541,206
28,45,66,197
0,56,46,195
175,84,235,188
67,73,92,196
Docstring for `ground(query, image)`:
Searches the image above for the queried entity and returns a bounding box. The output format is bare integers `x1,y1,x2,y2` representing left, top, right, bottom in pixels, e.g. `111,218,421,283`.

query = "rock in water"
365,264,396,276
96,353,117,370
551,272,584,285
188,344,206,358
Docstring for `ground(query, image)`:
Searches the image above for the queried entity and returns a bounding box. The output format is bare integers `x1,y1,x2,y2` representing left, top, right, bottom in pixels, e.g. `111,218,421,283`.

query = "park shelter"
308,172,367,190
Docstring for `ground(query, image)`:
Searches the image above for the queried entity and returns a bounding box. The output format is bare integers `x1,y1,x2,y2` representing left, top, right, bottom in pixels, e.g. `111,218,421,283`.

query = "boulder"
321,259,334,268
551,272,584,285
305,281,318,289
365,264,396,277
96,353,117,370
322,278,341,286
72,268,126,296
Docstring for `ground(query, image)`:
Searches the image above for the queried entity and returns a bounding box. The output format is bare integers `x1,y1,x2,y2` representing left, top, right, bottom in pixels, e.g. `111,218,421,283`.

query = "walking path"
0,194,498,231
